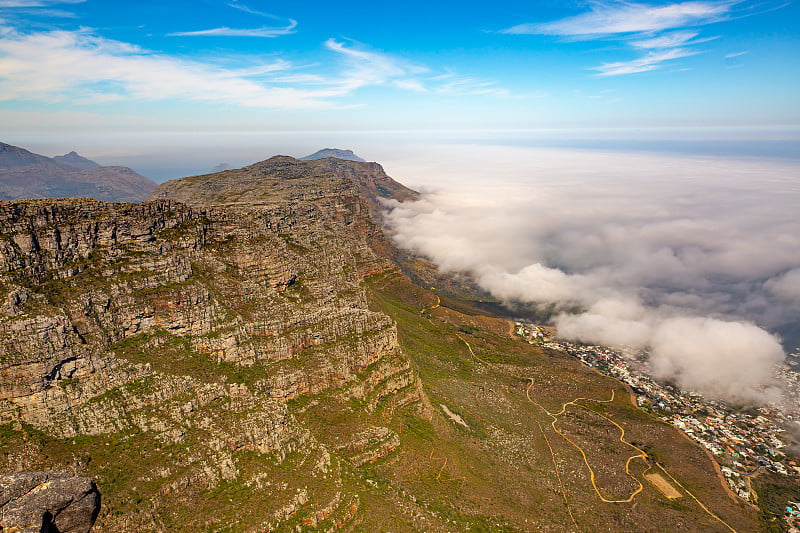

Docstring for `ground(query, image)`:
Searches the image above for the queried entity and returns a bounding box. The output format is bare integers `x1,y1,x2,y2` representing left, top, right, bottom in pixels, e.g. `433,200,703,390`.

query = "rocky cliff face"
0,159,418,530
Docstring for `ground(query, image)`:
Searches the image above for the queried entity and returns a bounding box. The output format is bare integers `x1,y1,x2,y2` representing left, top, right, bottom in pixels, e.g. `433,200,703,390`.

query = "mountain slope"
0,142,156,203
0,156,772,532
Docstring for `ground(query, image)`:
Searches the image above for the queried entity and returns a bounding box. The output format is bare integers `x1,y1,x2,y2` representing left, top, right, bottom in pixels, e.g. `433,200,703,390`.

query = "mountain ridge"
0,153,786,532
0,141,156,203
151,154,417,216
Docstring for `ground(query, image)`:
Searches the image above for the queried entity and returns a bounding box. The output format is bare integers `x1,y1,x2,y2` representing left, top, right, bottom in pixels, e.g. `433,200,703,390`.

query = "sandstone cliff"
0,158,418,530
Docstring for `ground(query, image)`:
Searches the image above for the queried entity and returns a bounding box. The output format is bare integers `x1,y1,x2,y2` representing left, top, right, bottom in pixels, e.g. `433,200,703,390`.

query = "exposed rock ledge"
0,472,100,533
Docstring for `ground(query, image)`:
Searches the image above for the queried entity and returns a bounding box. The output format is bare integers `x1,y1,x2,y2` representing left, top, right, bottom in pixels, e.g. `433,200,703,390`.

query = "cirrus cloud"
168,20,297,38
501,1,784,76
0,25,518,109
503,1,735,37
0,26,334,108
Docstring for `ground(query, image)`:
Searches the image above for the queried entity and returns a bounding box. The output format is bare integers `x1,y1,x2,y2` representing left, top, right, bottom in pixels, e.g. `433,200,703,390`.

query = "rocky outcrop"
0,472,100,533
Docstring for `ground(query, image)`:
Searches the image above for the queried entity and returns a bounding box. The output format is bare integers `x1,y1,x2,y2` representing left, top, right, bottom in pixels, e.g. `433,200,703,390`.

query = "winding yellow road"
419,302,739,532
528,382,649,503
525,379,739,532
421,294,440,314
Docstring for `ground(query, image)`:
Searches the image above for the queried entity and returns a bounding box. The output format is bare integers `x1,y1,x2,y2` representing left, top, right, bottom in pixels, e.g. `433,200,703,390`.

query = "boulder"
0,472,100,533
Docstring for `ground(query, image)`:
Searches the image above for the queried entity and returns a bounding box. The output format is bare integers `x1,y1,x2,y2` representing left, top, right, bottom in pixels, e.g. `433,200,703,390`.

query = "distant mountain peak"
1,141,156,202
0,141,62,169
53,151,100,170
300,148,366,162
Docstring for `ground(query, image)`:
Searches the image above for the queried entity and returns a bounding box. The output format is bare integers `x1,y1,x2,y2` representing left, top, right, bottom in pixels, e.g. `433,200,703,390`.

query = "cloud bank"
383,144,799,404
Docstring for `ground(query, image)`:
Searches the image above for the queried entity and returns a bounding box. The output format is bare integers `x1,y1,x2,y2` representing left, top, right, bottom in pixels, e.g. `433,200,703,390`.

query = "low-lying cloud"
383,144,800,404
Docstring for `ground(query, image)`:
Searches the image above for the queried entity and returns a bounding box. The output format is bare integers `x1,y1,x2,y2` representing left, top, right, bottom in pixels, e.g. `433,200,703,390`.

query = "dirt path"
525,380,740,532
421,294,440,314
456,333,494,368
528,385,649,504
536,420,581,532
556,347,741,509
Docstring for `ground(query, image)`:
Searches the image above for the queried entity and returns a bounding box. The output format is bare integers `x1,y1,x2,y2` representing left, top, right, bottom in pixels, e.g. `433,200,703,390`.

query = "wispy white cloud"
725,50,748,58
500,1,778,76
593,47,697,75
323,40,531,99
324,38,429,92
0,26,515,109
169,1,297,38
503,1,736,37
0,26,334,108
0,0,83,17
631,30,696,48
226,1,281,19
435,77,511,97
169,19,297,38
393,78,427,92
0,0,83,6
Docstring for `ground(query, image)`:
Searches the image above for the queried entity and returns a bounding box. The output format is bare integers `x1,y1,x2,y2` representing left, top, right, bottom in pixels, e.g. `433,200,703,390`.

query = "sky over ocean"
1,0,798,138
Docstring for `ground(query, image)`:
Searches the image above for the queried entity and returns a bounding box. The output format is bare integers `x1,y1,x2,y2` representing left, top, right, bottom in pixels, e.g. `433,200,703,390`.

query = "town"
514,322,800,510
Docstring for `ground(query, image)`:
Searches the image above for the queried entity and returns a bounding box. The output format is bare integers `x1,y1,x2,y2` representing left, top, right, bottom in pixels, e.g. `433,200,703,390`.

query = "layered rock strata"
0,158,418,530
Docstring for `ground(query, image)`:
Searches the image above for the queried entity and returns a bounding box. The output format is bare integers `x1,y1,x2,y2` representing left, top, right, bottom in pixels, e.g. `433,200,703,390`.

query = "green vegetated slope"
0,156,768,531
363,272,762,532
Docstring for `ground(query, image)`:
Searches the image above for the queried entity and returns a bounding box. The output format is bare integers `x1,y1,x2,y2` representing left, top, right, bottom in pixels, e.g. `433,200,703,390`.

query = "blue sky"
1,0,798,138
